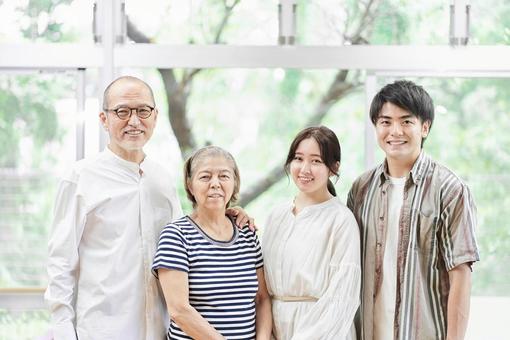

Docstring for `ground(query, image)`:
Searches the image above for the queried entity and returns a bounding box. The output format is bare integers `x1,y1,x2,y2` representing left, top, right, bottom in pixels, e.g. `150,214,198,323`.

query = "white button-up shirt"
45,147,182,340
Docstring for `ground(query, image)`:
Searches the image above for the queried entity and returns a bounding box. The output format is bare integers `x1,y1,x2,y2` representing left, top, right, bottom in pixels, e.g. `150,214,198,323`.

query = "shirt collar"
104,146,144,174
378,151,429,186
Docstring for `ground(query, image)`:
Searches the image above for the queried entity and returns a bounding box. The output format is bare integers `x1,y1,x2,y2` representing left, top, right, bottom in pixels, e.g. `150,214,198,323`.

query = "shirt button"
377,243,382,247
379,216,384,221
382,190,386,195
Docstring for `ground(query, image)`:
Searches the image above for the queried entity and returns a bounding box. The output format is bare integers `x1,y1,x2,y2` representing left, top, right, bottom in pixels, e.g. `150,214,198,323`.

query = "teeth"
126,130,143,135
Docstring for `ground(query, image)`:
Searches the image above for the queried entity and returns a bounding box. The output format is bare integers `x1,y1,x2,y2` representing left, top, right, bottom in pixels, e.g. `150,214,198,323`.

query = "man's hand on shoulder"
226,206,256,231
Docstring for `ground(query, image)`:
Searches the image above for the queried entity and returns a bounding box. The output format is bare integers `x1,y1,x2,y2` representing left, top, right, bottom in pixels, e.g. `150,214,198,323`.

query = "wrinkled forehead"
190,154,236,176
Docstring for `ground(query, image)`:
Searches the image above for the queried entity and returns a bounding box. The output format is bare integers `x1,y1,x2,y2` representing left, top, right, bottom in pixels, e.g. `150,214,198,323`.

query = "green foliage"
16,0,73,42
0,310,50,340
0,76,63,168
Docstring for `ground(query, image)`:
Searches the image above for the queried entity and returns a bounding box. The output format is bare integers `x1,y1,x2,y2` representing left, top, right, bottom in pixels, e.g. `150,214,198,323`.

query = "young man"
45,76,252,340
348,80,479,340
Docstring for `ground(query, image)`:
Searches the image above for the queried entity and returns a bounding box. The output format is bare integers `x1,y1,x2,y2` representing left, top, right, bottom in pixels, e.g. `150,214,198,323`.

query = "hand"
226,206,256,231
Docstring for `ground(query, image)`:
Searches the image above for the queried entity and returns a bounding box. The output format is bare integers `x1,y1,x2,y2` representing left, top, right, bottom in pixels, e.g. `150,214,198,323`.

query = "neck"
108,144,145,164
386,151,421,178
191,207,232,241
192,207,228,227
294,189,333,214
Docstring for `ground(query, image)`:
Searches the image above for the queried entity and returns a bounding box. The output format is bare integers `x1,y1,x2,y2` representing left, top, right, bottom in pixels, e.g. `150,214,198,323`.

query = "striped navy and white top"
152,216,263,340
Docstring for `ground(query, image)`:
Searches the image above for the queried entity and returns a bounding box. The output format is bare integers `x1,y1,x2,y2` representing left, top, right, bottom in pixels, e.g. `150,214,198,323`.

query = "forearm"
170,304,225,340
255,294,273,340
446,264,471,340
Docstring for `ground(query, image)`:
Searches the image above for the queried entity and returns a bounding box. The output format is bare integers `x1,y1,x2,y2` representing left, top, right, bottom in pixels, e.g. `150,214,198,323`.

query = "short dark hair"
183,146,240,208
102,76,155,110
284,126,341,196
369,80,435,129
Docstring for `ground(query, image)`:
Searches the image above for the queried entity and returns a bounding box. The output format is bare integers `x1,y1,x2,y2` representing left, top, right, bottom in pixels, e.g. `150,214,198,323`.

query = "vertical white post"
278,0,297,45
364,73,377,170
449,0,470,46
76,68,86,160
93,0,126,151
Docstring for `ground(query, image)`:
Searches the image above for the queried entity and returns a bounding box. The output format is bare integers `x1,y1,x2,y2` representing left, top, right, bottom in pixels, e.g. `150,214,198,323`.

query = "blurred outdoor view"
1,0,509,339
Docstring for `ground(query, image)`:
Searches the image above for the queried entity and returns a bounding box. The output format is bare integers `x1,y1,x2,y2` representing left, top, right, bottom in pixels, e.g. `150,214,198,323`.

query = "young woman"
152,146,272,340
262,126,361,340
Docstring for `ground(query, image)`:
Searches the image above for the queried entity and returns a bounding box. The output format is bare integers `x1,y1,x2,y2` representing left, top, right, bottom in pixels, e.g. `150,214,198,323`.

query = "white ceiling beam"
2,44,510,72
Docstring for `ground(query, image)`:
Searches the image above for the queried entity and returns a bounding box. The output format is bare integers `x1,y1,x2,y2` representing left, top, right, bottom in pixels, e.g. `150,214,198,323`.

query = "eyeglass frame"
103,105,156,120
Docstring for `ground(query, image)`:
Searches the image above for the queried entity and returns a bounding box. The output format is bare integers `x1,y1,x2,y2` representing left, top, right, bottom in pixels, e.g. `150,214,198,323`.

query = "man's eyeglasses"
104,106,155,120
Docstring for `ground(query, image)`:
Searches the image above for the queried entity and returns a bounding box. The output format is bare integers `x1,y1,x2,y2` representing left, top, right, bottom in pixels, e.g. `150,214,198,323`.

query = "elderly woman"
152,146,272,340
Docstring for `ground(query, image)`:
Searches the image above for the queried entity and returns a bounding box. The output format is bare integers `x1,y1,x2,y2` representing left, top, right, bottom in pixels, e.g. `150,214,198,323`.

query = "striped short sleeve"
253,232,264,269
152,224,189,276
439,177,479,271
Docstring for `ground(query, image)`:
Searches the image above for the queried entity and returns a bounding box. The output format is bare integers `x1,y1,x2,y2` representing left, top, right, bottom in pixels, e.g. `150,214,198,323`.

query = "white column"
364,73,377,170
76,68,86,160
278,0,297,45
93,0,126,151
449,0,470,46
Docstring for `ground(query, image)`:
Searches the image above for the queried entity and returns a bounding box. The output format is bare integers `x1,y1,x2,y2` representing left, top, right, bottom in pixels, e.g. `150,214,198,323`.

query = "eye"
138,107,152,117
220,174,230,180
403,119,413,125
116,108,130,118
378,120,390,126
312,159,323,164
199,175,210,181
293,156,303,161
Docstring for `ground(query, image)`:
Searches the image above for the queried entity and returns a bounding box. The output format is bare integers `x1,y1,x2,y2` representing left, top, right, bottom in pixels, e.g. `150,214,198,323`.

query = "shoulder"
237,226,259,242
59,153,103,184
267,201,292,220
263,201,292,232
349,164,383,195
429,160,470,195
160,217,195,239
350,165,380,191
326,198,359,229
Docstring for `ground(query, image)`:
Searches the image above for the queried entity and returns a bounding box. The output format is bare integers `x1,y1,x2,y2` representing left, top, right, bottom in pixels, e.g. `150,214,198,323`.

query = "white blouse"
262,197,361,340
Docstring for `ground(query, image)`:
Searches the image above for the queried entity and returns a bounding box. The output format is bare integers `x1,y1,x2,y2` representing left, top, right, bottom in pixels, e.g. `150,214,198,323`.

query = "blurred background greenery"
1,0,509,339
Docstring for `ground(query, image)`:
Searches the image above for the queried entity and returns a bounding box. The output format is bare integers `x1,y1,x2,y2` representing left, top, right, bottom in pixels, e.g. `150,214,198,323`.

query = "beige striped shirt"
347,152,479,340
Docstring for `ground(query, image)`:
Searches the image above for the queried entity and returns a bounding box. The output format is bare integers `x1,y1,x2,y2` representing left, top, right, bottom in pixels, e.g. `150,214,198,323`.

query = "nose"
300,161,312,174
210,176,221,188
128,109,141,126
390,122,403,135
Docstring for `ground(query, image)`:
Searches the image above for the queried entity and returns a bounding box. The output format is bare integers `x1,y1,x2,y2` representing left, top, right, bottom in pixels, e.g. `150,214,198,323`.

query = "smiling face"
289,138,334,197
99,79,157,163
375,102,430,167
187,155,236,212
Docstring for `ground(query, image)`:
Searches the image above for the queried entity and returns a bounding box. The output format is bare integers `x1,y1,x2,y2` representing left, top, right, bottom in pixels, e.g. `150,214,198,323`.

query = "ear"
330,161,340,176
421,120,431,138
99,111,108,130
153,108,159,122
186,178,194,196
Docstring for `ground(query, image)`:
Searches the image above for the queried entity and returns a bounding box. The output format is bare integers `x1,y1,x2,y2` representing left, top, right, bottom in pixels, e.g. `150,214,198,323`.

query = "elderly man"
348,80,479,340
45,76,251,340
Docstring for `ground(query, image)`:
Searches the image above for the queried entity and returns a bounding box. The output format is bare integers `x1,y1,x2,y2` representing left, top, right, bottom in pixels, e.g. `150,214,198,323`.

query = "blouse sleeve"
152,225,189,276
291,214,361,340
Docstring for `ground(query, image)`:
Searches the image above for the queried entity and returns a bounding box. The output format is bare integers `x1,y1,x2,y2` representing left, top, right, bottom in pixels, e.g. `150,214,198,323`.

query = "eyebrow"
377,114,415,120
295,152,322,158
196,168,232,174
